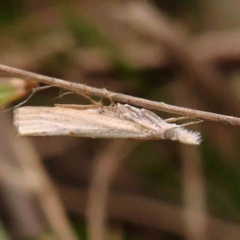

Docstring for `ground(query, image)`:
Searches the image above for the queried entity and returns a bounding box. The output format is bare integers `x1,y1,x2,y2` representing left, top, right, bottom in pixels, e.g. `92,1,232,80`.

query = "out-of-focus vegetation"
1,1,240,240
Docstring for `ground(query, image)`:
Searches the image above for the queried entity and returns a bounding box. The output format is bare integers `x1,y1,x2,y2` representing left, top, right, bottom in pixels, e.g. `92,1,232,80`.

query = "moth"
14,102,202,145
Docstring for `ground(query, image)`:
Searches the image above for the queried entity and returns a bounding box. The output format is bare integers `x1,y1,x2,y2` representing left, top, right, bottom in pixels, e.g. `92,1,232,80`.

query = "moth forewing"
14,104,202,145
14,106,156,139
113,104,202,145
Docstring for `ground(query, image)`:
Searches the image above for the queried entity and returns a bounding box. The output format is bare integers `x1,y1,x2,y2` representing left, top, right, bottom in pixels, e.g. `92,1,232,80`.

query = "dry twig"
1,64,240,125
87,140,137,240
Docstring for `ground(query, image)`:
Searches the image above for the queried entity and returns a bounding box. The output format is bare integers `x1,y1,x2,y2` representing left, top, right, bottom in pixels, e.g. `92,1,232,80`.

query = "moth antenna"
180,120,204,127
103,88,115,106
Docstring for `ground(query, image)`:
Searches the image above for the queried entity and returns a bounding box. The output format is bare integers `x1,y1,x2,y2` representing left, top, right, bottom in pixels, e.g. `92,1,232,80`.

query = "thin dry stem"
0,63,240,125
87,140,137,240
181,146,207,240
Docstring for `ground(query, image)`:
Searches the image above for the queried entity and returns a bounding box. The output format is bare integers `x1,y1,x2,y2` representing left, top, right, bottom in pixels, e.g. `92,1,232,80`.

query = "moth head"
164,127,201,145
164,128,178,141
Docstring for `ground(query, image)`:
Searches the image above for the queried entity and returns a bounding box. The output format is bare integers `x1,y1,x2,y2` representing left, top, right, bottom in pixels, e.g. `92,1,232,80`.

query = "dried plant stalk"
0,64,240,125
0,64,240,126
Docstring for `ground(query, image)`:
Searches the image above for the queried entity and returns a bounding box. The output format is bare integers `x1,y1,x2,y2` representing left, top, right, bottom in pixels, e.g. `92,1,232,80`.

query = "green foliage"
0,84,19,107
0,222,10,240
71,218,87,240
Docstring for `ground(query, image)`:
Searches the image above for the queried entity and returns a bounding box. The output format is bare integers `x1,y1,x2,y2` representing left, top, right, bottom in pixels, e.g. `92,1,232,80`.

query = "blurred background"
1,0,240,239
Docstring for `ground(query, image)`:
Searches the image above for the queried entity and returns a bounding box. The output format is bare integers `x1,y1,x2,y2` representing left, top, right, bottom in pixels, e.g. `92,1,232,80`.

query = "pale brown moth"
14,102,202,145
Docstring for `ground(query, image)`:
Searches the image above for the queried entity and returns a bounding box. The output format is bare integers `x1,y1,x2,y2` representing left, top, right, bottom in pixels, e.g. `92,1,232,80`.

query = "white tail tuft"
175,128,202,145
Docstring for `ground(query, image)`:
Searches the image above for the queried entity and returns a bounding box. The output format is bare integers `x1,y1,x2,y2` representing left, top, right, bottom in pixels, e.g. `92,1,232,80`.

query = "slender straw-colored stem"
1,63,240,125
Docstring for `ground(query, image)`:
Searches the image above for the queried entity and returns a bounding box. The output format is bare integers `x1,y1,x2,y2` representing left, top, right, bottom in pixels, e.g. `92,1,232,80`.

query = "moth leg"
165,116,191,123
79,85,106,113
180,120,204,127
103,88,115,106
52,91,76,101
80,84,100,105
54,104,98,110
4,85,55,113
